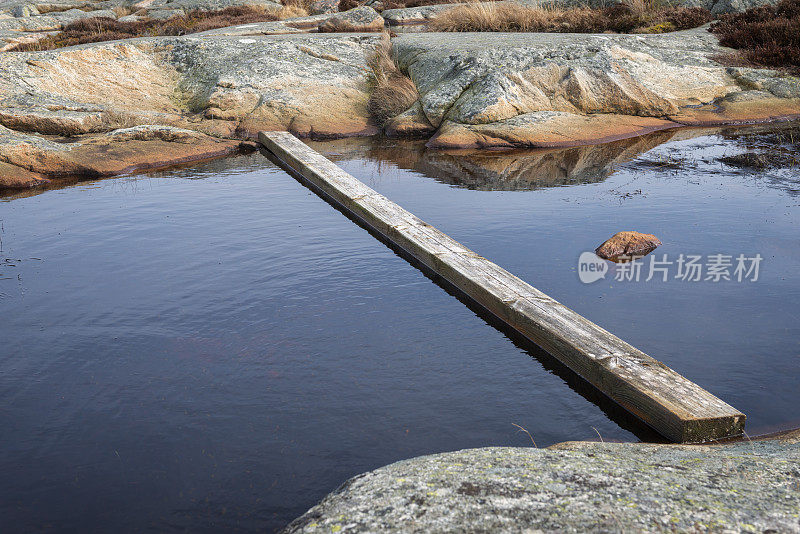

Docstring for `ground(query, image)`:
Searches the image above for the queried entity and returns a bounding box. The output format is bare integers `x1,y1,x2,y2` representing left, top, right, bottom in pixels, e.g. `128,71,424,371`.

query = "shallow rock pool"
1,124,798,531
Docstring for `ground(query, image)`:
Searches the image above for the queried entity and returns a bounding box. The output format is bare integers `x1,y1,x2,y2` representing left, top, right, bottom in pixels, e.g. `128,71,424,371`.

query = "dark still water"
1,124,799,532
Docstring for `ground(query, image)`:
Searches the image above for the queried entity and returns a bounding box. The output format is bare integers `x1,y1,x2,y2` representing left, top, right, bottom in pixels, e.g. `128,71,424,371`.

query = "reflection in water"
4,124,797,200
310,128,721,191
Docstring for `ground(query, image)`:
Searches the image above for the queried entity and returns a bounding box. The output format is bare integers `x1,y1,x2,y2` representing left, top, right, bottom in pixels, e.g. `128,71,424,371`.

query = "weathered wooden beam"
258,130,746,443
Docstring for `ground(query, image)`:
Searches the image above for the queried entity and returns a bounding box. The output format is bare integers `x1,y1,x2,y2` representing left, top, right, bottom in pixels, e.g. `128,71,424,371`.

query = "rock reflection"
314,129,702,191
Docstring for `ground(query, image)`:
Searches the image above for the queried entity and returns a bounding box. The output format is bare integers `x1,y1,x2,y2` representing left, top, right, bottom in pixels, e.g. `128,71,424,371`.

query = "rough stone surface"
0,0,284,50
381,3,453,25
392,28,800,148
2,8,800,184
709,0,780,14
283,433,800,533
309,0,341,14
146,8,186,19
595,231,662,260
317,6,384,33
0,34,379,133
0,33,379,188
0,124,242,189
11,4,40,17
168,33,380,137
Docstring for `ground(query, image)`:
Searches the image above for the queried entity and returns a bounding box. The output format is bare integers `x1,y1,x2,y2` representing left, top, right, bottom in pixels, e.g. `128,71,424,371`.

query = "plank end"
678,412,747,444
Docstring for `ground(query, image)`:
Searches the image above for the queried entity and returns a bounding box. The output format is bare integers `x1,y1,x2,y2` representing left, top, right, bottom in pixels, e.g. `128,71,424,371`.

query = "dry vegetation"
710,0,800,74
367,32,419,126
429,0,711,33
13,5,299,51
339,0,471,11
280,0,313,17
719,151,800,169
338,0,362,10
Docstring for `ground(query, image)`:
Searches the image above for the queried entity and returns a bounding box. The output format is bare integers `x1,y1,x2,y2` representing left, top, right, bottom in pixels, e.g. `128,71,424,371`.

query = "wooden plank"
259,130,746,443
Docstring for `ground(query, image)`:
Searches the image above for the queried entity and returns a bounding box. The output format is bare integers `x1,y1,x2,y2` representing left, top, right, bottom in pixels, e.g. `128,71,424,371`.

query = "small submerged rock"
595,231,662,260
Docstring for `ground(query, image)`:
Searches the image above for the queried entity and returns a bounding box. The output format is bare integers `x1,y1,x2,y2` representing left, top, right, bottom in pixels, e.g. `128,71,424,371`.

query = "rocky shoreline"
1,0,799,192
2,3,799,531
283,431,800,533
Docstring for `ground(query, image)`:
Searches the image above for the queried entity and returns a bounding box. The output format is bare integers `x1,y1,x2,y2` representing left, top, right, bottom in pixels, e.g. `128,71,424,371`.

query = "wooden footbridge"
259,131,745,444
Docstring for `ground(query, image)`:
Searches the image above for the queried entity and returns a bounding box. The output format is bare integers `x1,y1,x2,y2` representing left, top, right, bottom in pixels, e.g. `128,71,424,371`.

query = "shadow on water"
261,147,668,444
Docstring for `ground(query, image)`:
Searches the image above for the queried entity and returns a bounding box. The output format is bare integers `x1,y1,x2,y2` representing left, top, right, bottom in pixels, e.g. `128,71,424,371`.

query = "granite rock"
284,432,800,533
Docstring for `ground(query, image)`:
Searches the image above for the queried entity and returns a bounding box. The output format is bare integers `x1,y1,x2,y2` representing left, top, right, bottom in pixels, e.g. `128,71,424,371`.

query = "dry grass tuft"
710,0,800,74
338,0,364,10
367,32,419,126
280,0,312,18
430,2,545,32
12,5,284,51
621,0,665,19
430,1,710,33
340,0,502,11
277,4,309,18
383,0,495,9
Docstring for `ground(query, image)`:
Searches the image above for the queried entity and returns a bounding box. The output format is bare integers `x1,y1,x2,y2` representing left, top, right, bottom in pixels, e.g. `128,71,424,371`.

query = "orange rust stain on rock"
0,134,242,192
426,115,681,150
669,98,800,127
0,162,50,190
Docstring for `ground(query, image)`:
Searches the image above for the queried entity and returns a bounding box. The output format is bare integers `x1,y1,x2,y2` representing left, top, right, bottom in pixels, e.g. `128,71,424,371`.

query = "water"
1,125,798,532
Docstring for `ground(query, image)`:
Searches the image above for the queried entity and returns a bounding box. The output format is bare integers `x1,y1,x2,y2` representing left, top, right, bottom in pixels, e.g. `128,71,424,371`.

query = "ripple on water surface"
1,124,799,532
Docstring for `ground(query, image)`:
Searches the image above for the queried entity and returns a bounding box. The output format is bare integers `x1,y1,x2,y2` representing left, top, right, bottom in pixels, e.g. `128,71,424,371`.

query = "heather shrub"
711,0,800,73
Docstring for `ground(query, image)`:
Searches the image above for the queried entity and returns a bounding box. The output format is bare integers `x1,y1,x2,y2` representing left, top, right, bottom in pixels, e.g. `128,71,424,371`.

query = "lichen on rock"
389,28,800,148
0,32,380,190
283,432,800,533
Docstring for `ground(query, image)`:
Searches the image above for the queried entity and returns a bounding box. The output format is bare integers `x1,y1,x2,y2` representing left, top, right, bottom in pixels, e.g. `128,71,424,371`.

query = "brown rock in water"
595,231,662,260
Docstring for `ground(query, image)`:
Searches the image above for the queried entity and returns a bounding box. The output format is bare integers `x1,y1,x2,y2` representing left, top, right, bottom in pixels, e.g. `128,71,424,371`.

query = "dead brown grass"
277,4,309,18
340,0,502,11
710,0,800,74
338,0,363,10
429,1,711,33
367,32,419,126
280,0,312,18
12,5,291,51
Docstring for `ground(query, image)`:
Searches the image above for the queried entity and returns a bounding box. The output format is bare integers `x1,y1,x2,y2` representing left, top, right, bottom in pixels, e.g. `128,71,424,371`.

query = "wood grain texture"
259,130,746,443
